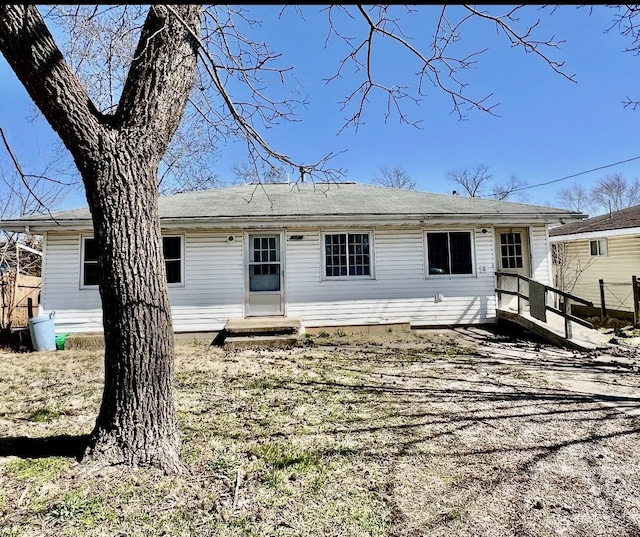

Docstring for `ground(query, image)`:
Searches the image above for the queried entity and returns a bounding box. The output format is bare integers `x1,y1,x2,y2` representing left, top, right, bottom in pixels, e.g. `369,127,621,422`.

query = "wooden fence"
0,273,41,330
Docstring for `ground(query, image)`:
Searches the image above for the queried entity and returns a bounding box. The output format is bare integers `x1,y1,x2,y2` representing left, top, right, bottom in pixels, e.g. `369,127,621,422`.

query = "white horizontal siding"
42,224,555,334
43,229,244,334
285,226,498,326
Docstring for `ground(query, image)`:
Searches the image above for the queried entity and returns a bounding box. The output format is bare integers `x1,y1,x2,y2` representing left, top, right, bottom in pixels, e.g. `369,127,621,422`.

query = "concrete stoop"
215,317,303,349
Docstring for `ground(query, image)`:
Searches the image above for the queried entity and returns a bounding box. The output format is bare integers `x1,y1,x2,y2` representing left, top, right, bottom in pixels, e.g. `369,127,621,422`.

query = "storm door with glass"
245,233,284,316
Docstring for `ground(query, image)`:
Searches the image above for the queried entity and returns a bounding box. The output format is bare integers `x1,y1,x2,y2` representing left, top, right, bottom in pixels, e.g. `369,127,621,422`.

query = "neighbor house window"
324,232,372,277
81,235,183,287
425,231,474,275
551,243,565,265
590,239,607,256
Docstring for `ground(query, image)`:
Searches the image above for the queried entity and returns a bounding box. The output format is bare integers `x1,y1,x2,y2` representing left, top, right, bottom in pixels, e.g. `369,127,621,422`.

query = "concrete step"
223,316,301,337
213,317,303,347
224,334,300,350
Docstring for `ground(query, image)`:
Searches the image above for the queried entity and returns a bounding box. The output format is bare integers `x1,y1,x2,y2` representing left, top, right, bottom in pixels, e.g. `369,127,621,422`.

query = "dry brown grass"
1,327,640,536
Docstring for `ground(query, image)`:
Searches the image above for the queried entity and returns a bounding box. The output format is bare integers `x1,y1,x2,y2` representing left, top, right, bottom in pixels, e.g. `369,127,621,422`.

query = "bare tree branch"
322,4,575,130
0,126,67,219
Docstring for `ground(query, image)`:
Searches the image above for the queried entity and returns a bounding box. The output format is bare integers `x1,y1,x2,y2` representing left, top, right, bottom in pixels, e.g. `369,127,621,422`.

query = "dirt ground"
1,325,640,536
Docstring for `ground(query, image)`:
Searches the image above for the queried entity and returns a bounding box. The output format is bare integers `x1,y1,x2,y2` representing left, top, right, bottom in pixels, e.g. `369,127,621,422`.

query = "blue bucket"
28,312,56,352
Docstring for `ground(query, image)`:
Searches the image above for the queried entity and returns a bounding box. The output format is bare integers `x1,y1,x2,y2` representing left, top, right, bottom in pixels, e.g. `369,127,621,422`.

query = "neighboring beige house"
0,182,584,336
549,204,640,313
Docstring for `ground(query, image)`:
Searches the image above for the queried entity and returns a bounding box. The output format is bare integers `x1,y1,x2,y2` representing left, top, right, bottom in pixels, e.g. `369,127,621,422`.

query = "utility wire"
511,154,640,193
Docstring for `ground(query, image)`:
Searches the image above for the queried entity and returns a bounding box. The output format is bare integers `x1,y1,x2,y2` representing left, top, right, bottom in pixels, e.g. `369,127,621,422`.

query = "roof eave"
1,210,580,233
549,226,640,242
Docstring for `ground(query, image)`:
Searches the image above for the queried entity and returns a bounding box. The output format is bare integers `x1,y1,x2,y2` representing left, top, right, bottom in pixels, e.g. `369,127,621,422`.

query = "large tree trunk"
83,145,180,471
0,4,202,472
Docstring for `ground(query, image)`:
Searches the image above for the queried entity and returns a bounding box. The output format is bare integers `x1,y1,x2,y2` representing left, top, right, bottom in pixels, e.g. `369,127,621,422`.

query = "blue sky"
1,5,640,214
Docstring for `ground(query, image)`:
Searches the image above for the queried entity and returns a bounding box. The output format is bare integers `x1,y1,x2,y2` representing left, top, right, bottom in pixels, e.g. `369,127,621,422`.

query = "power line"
512,154,640,193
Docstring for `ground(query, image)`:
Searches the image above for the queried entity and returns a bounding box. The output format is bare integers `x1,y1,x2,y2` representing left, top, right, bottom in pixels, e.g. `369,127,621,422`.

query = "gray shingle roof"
549,204,640,237
1,182,584,229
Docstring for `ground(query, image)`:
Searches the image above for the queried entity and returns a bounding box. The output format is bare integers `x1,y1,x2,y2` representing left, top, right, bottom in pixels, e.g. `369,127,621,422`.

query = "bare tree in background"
447,164,492,197
591,173,640,213
490,174,528,201
556,181,592,213
0,4,577,472
447,164,527,201
231,161,288,185
372,165,416,190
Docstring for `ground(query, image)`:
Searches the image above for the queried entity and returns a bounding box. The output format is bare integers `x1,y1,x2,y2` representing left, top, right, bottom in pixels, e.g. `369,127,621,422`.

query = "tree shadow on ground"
0,434,89,460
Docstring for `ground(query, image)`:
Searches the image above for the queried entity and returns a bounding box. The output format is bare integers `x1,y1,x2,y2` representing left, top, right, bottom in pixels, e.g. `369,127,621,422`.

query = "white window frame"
79,234,99,289
551,242,565,265
163,234,186,287
321,230,375,280
589,238,607,257
79,233,186,289
424,229,476,278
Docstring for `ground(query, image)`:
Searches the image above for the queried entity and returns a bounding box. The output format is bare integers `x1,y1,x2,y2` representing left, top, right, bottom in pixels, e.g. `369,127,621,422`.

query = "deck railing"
495,271,594,340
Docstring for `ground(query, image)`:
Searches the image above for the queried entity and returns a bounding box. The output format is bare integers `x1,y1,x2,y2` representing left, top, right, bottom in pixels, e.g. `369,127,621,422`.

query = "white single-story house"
0,182,585,335
549,204,640,313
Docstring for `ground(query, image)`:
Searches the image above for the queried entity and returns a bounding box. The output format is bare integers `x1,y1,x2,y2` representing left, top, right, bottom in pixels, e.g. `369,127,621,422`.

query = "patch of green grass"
317,331,330,339
48,491,115,528
28,406,64,422
181,444,202,465
4,457,70,485
250,441,321,472
207,448,239,480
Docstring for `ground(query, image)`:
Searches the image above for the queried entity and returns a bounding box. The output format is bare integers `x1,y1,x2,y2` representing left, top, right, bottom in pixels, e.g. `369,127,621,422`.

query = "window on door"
499,232,524,269
249,236,281,292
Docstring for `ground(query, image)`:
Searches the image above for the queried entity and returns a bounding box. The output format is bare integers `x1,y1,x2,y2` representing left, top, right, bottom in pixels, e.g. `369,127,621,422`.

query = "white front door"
496,228,531,277
495,228,531,310
245,232,284,317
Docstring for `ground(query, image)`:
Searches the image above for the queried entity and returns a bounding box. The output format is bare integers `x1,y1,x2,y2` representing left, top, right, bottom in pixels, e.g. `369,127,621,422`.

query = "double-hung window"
82,236,100,287
162,236,183,284
81,235,184,287
590,239,607,256
425,231,474,276
324,232,372,278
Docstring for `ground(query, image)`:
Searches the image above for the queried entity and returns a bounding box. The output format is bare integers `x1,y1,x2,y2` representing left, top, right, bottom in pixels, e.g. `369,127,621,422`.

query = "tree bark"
0,4,202,472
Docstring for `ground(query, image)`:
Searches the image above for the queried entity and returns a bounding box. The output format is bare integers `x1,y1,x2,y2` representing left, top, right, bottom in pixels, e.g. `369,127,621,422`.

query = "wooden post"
27,297,33,319
517,275,522,315
633,275,640,329
561,298,572,340
13,245,19,326
599,279,606,321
